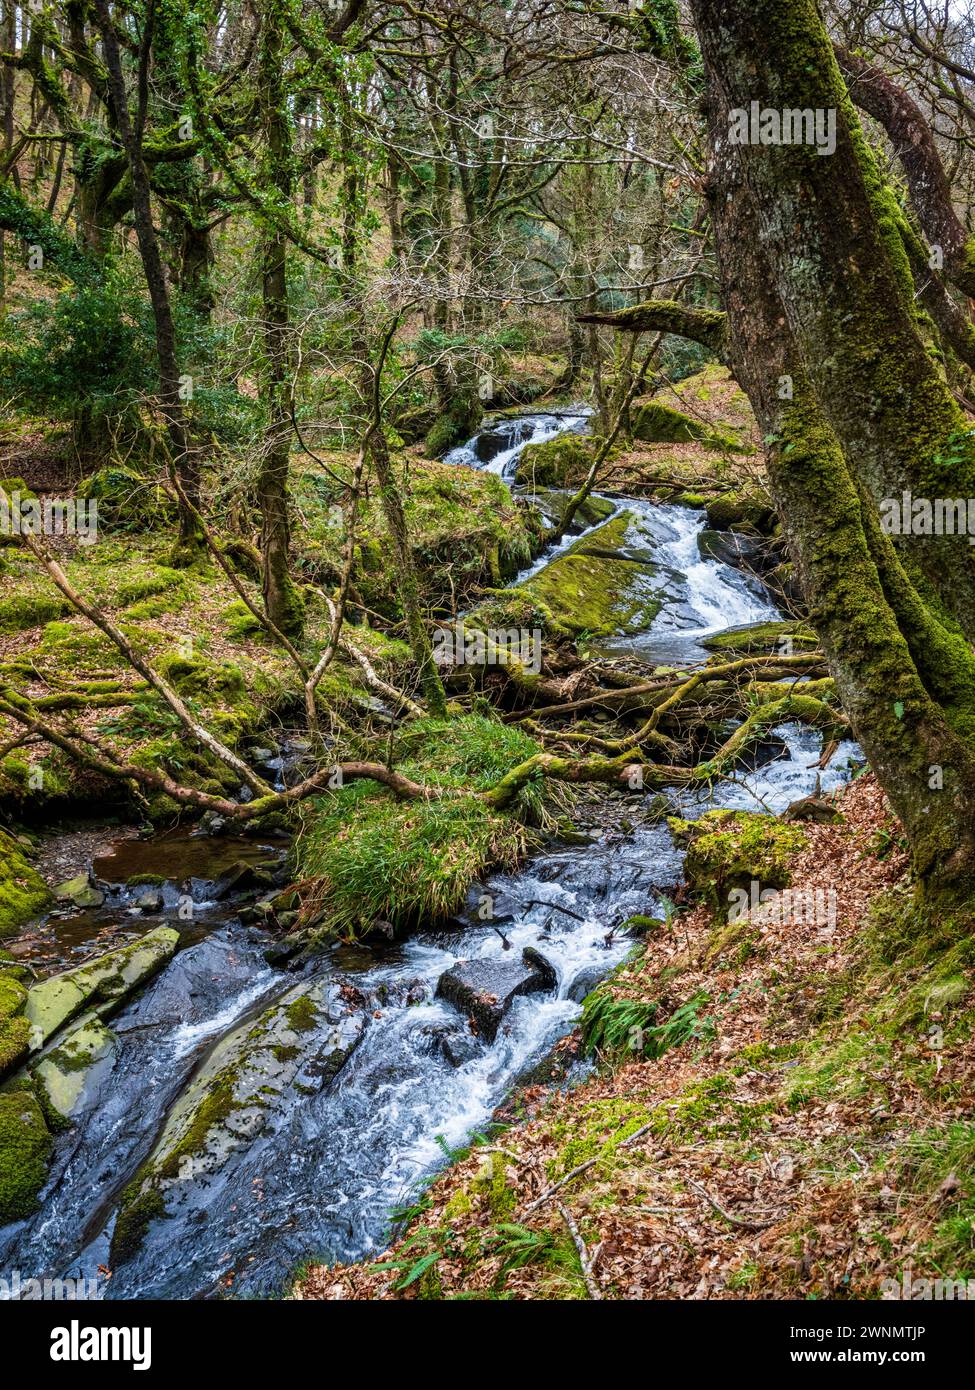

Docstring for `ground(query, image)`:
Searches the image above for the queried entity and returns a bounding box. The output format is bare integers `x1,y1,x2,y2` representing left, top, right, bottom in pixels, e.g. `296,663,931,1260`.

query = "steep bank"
297,773,975,1301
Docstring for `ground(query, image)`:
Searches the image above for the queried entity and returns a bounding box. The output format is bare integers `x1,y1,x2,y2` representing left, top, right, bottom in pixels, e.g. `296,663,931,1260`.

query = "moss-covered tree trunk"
256,0,303,637
691,0,975,640
93,0,201,553
367,427,449,718
688,0,975,903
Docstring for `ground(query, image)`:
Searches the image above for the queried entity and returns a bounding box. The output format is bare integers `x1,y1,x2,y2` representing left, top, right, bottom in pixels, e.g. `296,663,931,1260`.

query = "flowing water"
0,409,861,1299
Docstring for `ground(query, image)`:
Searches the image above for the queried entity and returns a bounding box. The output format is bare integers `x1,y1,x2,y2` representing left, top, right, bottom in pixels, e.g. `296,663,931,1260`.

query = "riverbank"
295,771,975,1300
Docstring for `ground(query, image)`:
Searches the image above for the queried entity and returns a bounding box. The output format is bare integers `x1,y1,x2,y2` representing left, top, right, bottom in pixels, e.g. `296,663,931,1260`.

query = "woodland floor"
295,773,975,1301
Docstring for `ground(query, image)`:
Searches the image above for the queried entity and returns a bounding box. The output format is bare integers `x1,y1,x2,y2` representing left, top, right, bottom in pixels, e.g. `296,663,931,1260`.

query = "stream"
0,410,861,1299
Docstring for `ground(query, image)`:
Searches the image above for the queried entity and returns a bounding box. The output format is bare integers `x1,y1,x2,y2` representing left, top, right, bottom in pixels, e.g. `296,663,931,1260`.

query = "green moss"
157,652,246,702
285,995,318,1033
472,1155,518,1218
0,973,30,1077
77,465,176,533
222,599,265,639
155,1075,239,1182
0,829,53,939
110,1181,167,1265
514,435,597,488
0,589,72,633
704,491,776,533
522,512,665,637
0,1085,53,1222
670,810,808,913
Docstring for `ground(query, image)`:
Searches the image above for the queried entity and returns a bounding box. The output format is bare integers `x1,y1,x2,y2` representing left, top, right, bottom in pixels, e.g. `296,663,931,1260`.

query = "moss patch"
0,829,53,939
0,1085,53,1222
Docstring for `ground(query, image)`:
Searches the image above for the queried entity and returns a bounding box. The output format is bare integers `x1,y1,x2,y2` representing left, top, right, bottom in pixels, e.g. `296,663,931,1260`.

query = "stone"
110,977,365,1265
25,926,179,1047
436,947,557,1042
32,1018,117,1120
52,873,104,910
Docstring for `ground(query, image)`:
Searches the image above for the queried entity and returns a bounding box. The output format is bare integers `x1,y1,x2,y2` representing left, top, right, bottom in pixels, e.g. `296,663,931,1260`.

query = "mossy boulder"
0,587,73,632
669,809,807,914
521,510,667,637
0,1085,52,1222
632,401,714,445
110,978,364,1265
31,1017,117,1121
77,465,176,532
530,487,614,531
157,652,246,702
25,926,179,1047
0,829,53,939
705,491,776,534
514,434,596,488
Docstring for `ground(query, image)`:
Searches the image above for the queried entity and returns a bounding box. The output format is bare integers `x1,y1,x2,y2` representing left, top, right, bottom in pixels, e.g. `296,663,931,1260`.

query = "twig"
522,1120,656,1215
556,1202,602,1300
686,1178,782,1232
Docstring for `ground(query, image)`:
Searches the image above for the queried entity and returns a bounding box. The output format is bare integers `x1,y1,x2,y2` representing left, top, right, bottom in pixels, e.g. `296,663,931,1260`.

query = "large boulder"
436,947,557,1041
514,434,595,488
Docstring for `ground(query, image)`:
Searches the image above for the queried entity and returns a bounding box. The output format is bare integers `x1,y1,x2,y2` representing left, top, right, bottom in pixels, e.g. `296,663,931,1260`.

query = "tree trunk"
255,0,303,636
93,0,200,552
688,0,975,903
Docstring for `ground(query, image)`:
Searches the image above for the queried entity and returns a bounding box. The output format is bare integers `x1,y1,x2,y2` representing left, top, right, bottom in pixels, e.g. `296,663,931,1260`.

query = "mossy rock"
514,434,596,488
0,588,73,633
0,829,53,940
25,926,179,1047
669,809,807,914
529,487,615,531
631,401,747,453
157,652,246,702
705,491,776,534
521,511,666,637
32,1017,117,1121
0,1085,52,1222
702,620,817,657
116,567,186,609
77,465,176,532
110,979,364,1265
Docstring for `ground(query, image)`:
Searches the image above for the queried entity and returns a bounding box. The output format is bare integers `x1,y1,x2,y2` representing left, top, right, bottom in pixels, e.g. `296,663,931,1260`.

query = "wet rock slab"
24,926,180,1047
110,976,365,1265
436,947,557,1042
